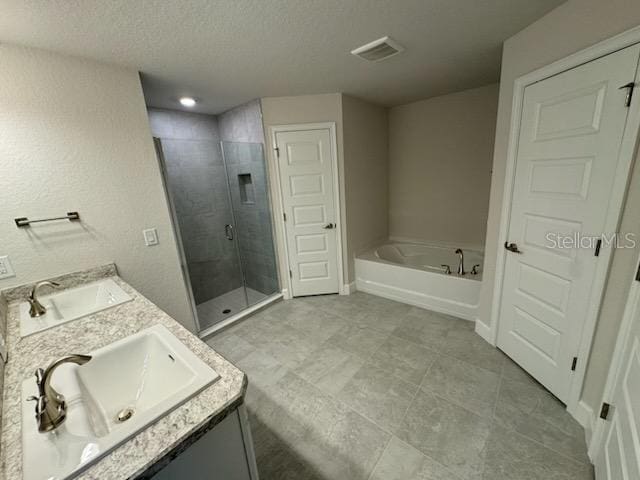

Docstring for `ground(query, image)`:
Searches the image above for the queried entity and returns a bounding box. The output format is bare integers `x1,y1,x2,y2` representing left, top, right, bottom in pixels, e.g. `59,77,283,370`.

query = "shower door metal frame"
153,137,202,333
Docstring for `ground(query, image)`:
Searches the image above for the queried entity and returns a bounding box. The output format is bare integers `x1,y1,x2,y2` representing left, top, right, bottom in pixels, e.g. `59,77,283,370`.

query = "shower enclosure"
155,138,279,334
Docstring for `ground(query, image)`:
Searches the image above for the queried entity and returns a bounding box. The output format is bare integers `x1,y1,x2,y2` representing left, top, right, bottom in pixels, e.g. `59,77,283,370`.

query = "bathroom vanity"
0,265,257,480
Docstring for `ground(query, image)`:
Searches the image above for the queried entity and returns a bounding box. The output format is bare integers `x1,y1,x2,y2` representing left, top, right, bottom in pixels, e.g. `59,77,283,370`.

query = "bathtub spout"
455,249,465,275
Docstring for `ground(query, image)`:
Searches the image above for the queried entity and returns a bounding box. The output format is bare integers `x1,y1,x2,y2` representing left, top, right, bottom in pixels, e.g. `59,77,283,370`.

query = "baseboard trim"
343,281,356,295
474,318,495,346
572,400,595,460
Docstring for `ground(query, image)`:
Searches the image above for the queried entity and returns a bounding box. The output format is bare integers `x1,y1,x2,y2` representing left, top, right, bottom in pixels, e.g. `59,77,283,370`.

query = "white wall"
260,94,349,287
342,95,389,281
478,0,640,412
389,84,498,248
0,44,195,332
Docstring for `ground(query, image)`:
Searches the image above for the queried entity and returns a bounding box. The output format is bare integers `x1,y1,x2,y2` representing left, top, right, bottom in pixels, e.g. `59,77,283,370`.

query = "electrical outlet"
0,255,15,279
143,228,159,246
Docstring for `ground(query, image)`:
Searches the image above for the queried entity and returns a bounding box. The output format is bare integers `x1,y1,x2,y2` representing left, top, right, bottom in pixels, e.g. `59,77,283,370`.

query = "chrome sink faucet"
27,281,60,317
455,249,465,275
28,354,92,433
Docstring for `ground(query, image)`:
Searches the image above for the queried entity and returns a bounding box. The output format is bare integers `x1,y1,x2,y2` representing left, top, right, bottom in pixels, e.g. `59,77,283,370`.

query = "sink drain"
116,407,135,423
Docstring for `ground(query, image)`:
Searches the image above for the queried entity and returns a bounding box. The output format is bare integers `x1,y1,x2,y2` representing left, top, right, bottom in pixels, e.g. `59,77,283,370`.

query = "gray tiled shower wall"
218,98,265,144
148,108,243,304
218,100,279,296
147,102,278,303
222,141,279,295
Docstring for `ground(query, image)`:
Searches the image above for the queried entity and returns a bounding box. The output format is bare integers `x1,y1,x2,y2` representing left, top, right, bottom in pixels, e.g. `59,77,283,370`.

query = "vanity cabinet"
152,405,259,480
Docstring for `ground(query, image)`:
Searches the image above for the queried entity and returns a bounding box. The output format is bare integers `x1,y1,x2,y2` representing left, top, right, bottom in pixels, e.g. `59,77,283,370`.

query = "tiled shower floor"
207,292,593,480
196,286,267,329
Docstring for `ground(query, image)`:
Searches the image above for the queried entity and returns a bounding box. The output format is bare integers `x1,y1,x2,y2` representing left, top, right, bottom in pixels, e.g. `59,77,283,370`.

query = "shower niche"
237,173,255,204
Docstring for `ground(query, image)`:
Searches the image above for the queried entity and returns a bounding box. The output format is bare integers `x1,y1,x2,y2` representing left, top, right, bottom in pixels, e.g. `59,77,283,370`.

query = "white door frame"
481,24,640,417
588,247,640,459
270,122,346,298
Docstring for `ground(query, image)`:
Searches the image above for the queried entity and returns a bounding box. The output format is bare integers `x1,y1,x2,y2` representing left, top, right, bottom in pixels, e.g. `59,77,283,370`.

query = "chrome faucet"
27,281,60,317
28,354,92,433
455,249,465,275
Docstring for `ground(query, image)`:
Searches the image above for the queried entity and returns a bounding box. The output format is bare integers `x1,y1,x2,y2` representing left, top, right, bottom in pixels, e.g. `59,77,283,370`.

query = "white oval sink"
19,278,132,337
21,325,220,480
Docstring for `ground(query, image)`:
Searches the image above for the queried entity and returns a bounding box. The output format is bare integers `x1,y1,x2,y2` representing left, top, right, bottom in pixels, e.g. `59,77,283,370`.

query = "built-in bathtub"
355,242,484,320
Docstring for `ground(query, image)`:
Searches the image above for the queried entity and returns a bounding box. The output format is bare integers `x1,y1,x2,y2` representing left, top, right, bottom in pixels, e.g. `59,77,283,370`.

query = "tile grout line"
491,360,590,467
476,353,507,478
365,434,393,480
219,295,592,477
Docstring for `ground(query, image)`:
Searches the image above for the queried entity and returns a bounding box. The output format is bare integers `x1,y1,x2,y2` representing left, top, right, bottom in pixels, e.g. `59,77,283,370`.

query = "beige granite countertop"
0,265,247,480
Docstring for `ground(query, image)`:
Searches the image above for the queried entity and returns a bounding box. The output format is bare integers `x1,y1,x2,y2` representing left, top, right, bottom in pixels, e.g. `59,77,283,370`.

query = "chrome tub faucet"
455,249,465,275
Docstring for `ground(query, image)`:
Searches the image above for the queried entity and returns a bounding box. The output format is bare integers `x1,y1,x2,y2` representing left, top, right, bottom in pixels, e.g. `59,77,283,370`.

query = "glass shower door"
155,138,248,331
155,138,279,334
221,141,279,305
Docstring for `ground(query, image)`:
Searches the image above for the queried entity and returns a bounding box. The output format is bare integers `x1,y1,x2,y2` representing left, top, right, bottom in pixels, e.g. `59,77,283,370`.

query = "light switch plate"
143,228,159,246
0,255,15,279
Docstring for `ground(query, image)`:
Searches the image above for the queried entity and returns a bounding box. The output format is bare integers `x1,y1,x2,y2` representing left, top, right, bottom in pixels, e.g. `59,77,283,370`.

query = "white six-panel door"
275,127,340,297
595,260,640,480
497,45,640,402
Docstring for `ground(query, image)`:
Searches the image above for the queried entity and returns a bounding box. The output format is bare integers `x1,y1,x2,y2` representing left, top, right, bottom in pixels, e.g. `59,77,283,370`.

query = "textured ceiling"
0,0,564,114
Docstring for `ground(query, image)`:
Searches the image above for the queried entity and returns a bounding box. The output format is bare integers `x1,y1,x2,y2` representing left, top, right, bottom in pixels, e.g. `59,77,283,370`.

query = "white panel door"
498,45,640,402
594,267,640,480
276,128,340,296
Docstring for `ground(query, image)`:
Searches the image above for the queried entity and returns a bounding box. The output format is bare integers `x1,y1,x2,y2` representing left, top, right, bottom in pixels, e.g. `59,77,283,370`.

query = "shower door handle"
225,224,234,241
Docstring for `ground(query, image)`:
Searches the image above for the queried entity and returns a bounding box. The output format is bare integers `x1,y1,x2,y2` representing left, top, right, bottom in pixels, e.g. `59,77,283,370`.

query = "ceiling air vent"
351,36,404,62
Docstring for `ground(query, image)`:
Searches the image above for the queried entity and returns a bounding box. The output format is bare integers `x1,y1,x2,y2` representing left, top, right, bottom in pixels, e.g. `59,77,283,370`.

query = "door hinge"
599,402,611,420
619,82,635,107
283,212,287,222
571,357,578,371
274,146,280,158
289,269,292,278
594,238,602,257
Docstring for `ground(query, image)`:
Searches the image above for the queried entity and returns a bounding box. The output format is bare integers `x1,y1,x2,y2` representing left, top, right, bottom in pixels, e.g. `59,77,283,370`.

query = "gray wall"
218,99,265,144
342,94,389,280
218,100,279,296
389,84,498,249
148,108,243,304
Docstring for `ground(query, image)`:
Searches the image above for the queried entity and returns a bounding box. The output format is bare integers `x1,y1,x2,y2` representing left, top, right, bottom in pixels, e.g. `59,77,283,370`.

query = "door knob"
323,223,335,229
504,241,522,253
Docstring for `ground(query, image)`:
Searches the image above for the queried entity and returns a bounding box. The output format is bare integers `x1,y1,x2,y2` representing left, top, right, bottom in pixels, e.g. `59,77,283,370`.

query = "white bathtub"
355,242,483,321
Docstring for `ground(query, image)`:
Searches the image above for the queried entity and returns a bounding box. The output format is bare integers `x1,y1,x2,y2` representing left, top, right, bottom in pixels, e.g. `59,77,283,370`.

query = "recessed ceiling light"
179,97,196,107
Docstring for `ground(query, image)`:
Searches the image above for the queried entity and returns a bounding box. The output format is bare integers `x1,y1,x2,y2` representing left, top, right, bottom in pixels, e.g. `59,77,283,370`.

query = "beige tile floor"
207,292,594,480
